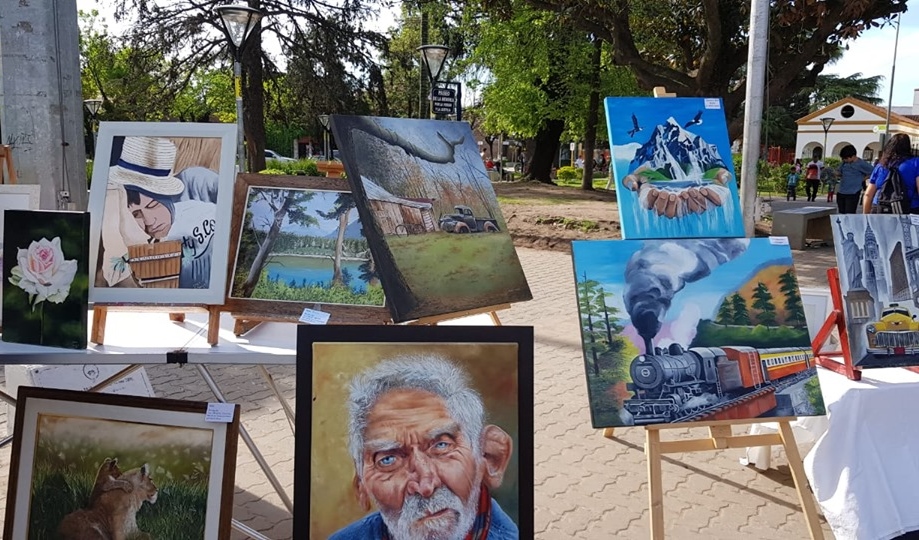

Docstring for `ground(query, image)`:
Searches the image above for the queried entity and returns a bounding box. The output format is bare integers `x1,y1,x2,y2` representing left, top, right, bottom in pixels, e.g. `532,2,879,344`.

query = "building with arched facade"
795,93,919,161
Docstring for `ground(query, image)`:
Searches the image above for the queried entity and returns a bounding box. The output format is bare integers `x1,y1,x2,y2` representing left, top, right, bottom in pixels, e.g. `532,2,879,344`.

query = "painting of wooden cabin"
364,179,436,235
330,115,532,322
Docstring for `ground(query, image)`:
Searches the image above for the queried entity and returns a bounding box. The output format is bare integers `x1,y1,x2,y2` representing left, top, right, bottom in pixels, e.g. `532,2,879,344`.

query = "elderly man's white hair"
347,355,486,472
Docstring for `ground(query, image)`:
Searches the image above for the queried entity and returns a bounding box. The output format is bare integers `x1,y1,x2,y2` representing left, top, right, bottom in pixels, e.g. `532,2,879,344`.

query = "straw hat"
107,137,185,196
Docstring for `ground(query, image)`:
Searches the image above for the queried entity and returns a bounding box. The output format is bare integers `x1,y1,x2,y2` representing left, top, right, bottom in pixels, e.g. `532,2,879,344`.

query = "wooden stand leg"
207,305,221,346
611,419,825,539
168,312,186,322
645,428,665,540
91,305,108,345
488,311,503,326
778,421,824,540
603,427,615,439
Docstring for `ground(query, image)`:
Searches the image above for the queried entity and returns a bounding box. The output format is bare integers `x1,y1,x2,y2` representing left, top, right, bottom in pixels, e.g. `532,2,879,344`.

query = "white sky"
823,8,919,107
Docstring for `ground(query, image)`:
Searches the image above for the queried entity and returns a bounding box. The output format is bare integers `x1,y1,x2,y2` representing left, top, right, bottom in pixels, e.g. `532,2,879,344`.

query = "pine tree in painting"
751,282,777,326
715,298,733,325
778,269,807,327
730,292,751,325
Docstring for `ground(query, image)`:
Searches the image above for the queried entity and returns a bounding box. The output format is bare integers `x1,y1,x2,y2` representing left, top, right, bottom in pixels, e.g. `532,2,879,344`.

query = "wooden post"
91,304,222,346
607,418,824,539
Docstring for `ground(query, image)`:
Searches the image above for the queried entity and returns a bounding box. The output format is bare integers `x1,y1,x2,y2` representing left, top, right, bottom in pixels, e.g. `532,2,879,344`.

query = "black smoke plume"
624,239,749,350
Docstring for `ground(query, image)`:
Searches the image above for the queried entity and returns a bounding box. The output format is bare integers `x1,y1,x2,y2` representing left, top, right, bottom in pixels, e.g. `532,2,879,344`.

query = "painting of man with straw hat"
88,123,236,305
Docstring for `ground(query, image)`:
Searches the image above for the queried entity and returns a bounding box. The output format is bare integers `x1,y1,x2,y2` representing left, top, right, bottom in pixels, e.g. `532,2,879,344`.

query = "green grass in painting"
249,271,385,305
385,232,529,314
26,430,214,539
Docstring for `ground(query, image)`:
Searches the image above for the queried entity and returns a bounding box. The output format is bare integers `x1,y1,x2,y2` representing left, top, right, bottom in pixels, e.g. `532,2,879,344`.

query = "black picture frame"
295,324,534,539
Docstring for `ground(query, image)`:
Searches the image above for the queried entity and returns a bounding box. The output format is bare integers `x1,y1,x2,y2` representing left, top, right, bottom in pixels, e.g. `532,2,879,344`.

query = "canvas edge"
293,324,535,539
87,122,236,305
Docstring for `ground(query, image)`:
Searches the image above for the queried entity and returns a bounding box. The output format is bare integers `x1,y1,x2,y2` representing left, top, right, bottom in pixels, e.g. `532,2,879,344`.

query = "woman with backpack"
862,133,919,214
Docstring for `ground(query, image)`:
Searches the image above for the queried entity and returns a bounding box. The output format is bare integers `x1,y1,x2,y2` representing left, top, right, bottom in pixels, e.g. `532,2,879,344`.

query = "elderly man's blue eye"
377,455,396,466
433,441,451,450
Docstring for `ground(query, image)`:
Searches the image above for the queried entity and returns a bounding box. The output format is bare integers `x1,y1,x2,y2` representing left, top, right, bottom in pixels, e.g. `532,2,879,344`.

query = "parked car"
265,149,296,163
439,205,500,233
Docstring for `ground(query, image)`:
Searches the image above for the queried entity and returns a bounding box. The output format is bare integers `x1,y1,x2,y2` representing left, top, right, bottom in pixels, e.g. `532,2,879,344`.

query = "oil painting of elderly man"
295,325,533,540
88,123,235,305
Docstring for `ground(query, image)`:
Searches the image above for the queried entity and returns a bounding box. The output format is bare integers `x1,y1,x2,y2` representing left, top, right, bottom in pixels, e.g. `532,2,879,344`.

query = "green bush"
556,166,580,181
85,160,94,188
259,158,319,176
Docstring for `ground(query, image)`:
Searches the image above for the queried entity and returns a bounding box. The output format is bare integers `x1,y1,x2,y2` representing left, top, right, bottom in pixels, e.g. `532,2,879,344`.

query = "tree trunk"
241,194,294,297
331,208,349,286
243,0,267,174
525,119,565,184
581,38,603,191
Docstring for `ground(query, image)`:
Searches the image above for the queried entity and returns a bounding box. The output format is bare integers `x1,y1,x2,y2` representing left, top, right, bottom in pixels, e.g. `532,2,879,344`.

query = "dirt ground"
494,181,771,251
494,181,622,251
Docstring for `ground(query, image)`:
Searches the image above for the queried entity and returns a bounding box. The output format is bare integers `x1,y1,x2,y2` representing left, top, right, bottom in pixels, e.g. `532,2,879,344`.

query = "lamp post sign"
431,86,456,115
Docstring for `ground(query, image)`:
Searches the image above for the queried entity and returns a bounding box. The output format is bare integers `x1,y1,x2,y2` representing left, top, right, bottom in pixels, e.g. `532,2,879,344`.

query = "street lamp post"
820,117,835,160
417,44,449,119
215,3,264,174
318,114,331,161
83,97,103,156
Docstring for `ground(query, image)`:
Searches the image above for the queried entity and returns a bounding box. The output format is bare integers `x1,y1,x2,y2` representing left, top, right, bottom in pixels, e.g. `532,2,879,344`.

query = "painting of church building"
832,215,919,368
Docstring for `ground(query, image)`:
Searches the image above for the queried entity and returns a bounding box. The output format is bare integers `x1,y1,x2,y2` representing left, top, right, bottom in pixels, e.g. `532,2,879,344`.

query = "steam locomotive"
624,343,813,424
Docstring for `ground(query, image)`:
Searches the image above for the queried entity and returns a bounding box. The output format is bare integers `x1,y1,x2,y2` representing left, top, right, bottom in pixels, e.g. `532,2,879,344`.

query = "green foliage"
85,160,94,188
534,216,599,233
556,166,580,182
729,293,751,325
248,272,384,305
691,320,810,349
779,269,807,327
751,282,777,326
259,159,320,176
805,376,827,415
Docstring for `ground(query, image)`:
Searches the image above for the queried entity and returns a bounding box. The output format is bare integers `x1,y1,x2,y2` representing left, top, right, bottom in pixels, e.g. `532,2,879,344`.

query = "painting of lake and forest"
230,187,384,307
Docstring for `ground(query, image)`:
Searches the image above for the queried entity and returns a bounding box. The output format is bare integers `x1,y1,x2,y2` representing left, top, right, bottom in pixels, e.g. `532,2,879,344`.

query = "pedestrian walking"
836,144,873,213
786,169,799,201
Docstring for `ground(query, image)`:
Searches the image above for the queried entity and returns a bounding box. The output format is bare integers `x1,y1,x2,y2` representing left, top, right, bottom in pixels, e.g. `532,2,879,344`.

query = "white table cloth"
804,366,919,540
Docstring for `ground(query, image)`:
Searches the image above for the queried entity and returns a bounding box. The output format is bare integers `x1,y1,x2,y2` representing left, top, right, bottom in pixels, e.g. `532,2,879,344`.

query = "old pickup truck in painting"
438,205,500,233
866,303,919,355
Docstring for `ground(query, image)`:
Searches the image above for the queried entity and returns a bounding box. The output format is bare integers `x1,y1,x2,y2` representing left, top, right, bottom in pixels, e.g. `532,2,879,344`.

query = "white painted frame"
88,122,236,304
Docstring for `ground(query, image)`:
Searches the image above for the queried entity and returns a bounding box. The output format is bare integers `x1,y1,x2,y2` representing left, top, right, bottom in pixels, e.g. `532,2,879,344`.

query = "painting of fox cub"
57,457,158,540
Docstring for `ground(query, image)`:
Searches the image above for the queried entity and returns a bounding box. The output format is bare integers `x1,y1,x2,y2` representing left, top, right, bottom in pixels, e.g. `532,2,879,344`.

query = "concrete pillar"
0,0,87,210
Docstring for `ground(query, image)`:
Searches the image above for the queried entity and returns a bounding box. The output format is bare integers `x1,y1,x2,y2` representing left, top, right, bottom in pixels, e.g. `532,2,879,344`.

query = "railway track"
675,367,817,423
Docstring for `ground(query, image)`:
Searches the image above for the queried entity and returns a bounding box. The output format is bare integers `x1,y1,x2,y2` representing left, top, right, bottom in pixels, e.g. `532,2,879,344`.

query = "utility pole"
0,0,87,210
740,0,769,238
418,12,429,119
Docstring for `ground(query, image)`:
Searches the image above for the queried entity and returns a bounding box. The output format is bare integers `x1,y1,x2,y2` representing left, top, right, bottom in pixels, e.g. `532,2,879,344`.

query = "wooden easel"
603,419,824,539
91,304,222,346
0,145,18,184
405,303,509,326
812,267,861,380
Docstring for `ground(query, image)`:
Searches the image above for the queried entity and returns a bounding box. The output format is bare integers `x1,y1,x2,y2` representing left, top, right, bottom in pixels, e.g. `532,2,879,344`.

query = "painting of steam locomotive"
832,215,919,368
572,238,825,427
605,97,743,239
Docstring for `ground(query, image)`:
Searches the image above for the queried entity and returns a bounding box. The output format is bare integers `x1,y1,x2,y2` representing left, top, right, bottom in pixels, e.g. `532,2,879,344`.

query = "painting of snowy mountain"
605,97,743,239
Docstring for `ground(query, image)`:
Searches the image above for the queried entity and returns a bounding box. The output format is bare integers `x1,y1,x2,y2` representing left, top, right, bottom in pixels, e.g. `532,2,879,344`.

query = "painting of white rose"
10,237,78,307
2,210,90,349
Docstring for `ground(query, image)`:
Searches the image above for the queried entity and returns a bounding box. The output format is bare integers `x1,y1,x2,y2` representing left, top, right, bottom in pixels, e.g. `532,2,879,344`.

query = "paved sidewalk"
0,244,839,539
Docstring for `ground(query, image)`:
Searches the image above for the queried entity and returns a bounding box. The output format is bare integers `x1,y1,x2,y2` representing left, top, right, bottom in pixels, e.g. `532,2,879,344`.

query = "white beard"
378,483,481,540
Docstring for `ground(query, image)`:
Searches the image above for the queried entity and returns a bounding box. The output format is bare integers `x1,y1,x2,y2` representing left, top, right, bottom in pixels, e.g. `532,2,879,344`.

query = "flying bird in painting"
627,113,643,138
684,110,704,128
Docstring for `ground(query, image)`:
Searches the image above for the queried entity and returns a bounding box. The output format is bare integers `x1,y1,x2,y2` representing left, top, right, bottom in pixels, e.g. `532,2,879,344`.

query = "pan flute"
127,240,182,288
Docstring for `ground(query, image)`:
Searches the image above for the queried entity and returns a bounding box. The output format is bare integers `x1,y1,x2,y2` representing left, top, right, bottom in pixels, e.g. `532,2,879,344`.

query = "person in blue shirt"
863,134,919,214
331,356,519,540
836,144,874,213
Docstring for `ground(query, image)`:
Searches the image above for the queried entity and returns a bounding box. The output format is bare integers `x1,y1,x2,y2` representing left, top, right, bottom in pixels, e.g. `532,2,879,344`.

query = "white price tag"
910,215,919,226
299,308,331,325
704,98,721,110
769,236,790,245
205,402,235,423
